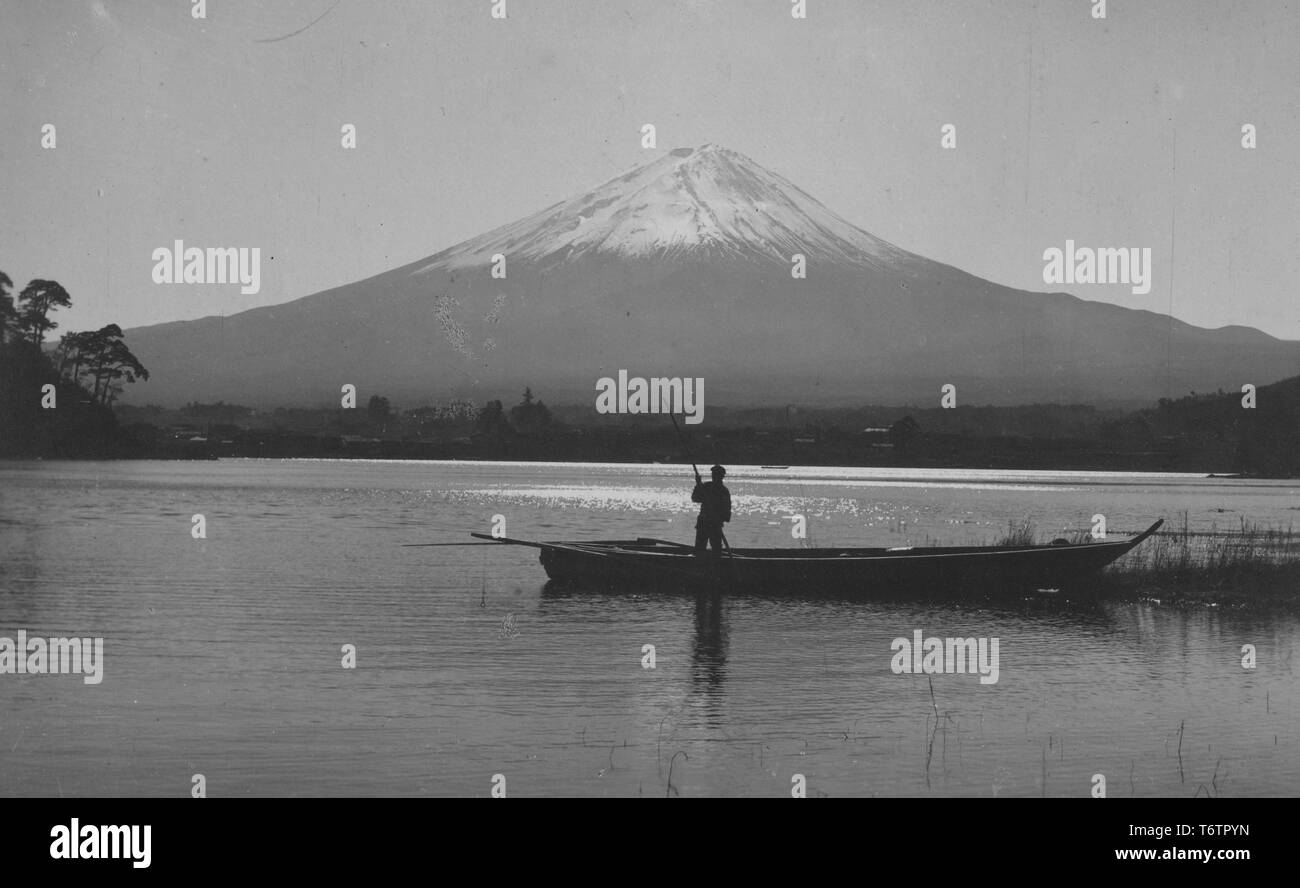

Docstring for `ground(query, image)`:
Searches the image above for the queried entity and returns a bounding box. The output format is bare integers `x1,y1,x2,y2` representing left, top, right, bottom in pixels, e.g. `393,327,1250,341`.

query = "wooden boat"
470,519,1164,595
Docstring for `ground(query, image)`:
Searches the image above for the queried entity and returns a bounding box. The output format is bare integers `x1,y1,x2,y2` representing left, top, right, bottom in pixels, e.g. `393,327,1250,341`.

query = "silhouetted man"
692,464,731,556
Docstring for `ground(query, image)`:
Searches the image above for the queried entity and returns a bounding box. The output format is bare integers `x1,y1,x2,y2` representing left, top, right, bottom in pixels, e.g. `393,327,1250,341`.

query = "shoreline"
2,452,1296,480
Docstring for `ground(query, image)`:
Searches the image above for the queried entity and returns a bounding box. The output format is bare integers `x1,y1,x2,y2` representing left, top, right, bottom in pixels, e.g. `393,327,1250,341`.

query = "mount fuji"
122,143,1299,408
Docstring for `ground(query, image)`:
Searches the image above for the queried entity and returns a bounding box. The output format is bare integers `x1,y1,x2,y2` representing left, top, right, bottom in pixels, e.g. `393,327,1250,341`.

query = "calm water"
0,459,1297,797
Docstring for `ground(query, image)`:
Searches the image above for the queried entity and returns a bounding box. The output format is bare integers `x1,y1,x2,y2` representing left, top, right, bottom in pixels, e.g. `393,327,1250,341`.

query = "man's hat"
710,464,726,477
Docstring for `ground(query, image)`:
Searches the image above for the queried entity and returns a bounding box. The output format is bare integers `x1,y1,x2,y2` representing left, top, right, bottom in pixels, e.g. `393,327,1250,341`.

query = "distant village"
104,379,1300,477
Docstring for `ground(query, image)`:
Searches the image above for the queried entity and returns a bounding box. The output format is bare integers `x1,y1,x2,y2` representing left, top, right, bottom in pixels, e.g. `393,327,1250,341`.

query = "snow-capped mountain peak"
422,143,910,272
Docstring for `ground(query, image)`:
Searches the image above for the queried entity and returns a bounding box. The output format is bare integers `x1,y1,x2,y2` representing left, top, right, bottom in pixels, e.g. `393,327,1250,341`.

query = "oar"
401,541,508,547
469,532,634,561
469,532,552,549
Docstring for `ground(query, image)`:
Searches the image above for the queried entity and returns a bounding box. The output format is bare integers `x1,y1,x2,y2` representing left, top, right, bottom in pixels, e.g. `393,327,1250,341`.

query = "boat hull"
532,521,1164,596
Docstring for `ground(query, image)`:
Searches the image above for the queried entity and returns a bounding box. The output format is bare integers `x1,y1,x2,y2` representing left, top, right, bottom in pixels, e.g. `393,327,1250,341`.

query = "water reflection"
2,459,1298,797
691,591,729,720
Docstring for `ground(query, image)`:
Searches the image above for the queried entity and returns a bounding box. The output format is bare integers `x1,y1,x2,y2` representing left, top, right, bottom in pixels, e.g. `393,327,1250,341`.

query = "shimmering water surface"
1,459,1297,797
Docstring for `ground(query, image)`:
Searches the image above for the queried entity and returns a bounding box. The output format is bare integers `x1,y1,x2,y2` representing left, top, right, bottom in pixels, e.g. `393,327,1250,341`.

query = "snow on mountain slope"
414,144,913,272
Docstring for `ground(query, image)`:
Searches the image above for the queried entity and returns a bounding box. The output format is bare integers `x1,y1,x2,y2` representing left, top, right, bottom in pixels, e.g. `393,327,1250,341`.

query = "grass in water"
1000,517,1300,604
995,517,1040,548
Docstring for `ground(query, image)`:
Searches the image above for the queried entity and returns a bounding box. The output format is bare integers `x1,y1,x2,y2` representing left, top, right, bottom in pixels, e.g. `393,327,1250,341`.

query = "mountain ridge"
119,143,1299,409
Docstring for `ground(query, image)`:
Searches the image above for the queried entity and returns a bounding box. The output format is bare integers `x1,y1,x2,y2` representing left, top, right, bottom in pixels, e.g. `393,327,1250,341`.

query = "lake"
0,459,1297,797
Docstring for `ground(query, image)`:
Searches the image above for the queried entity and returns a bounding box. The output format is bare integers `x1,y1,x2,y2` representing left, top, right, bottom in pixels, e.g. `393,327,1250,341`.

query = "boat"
470,519,1164,595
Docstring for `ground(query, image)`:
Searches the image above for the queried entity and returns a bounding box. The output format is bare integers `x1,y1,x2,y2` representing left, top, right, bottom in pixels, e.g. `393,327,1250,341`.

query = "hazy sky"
4,0,1298,338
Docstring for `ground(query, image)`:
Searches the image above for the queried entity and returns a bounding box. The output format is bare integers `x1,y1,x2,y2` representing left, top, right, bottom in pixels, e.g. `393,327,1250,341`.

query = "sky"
3,0,1298,339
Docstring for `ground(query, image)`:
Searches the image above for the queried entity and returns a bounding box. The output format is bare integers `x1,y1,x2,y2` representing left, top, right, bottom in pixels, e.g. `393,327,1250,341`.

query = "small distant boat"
760,465,790,469
470,519,1164,595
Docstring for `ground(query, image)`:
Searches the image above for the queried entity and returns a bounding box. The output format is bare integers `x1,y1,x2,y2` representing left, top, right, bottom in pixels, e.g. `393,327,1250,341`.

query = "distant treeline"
103,377,1300,476
2,260,1294,473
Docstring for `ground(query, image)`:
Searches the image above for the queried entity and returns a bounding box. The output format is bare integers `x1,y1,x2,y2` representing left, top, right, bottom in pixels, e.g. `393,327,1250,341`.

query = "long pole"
669,412,701,485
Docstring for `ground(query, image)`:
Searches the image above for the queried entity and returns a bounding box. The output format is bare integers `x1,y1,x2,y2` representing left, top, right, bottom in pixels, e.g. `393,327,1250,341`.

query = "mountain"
121,143,1300,409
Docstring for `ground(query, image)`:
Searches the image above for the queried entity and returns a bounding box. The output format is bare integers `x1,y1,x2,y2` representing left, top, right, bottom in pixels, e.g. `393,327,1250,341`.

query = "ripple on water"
0,459,1296,797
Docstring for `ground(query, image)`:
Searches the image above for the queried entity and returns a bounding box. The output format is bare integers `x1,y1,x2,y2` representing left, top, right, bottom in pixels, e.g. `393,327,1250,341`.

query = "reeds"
995,517,1039,547
1122,517,1295,567
1003,516,1300,602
